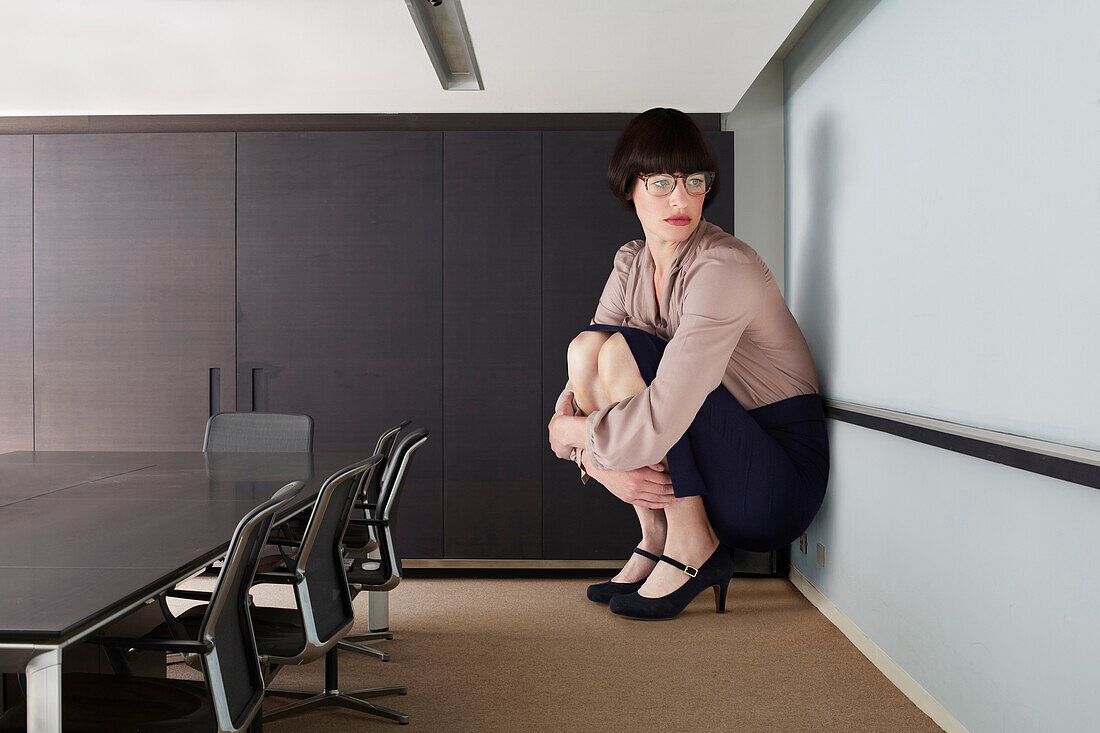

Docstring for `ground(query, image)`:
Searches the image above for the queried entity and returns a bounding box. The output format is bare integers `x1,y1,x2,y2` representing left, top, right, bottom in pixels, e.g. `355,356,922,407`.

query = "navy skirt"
582,325,829,552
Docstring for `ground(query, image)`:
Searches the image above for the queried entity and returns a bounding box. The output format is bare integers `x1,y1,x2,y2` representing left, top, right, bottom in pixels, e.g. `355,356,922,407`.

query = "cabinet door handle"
209,368,221,416
251,368,263,412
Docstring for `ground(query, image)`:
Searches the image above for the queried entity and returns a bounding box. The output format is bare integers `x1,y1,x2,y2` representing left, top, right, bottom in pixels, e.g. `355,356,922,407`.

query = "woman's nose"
669,180,690,205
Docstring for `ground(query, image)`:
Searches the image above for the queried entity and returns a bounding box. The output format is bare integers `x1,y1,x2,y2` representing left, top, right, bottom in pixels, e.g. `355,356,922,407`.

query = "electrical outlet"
816,542,826,567
799,534,808,554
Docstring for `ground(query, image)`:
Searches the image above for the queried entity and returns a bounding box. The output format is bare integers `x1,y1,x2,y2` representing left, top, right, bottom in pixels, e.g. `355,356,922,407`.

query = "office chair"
343,428,430,657
0,481,303,733
203,411,314,453
162,455,409,724
261,420,409,580
343,420,411,559
199,412,313,579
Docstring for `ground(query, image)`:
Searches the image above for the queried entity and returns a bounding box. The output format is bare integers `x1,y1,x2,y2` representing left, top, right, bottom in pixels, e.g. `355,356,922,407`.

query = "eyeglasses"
637,171,715,197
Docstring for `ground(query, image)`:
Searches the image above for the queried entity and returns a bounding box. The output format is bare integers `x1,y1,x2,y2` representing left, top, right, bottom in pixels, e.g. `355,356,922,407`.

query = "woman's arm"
582,247,766,471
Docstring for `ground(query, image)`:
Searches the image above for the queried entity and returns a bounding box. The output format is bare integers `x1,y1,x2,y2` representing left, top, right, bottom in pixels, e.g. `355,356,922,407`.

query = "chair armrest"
164,589,214,601
349,518,389,527
253,570,299,585
90,636,212,655
266,538,302,548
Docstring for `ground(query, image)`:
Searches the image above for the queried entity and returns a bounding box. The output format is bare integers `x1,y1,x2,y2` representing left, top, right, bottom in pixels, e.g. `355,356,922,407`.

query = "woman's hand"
547,395,585,460
584,454,676,509
554,389,576,417
547,413,575,460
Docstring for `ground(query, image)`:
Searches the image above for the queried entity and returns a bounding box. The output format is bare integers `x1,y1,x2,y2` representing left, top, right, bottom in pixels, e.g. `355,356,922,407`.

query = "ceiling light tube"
404,0,484,91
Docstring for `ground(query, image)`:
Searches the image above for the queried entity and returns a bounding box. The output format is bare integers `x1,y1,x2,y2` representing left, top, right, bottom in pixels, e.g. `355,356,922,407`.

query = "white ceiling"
0,0,815,116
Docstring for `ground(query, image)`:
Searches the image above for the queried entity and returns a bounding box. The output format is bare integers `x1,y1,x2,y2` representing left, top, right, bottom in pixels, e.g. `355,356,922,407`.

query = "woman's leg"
598,333,719,597
567,330,665,582
566,331,613,415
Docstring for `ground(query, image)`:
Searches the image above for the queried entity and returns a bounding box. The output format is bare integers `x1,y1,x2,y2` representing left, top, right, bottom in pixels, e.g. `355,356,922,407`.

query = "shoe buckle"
683,565,698,577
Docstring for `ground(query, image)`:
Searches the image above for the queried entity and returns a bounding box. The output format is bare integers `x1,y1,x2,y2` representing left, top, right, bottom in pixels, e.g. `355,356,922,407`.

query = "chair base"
264,687,409,725
343,625,400,660
263,645,408,724
339,639,390,662
346,629,394,642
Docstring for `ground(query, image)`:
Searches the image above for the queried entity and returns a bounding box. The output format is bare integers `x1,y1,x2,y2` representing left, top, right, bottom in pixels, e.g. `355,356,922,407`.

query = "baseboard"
403,559,622,569
788,566,968,733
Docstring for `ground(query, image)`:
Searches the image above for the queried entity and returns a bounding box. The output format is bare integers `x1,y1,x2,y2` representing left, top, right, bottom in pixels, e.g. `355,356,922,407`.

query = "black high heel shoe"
608,544,732,620
586,547,661,604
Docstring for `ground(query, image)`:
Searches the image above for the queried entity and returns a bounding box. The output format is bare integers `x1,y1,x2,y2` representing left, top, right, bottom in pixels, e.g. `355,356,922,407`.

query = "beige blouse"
559,218,820,472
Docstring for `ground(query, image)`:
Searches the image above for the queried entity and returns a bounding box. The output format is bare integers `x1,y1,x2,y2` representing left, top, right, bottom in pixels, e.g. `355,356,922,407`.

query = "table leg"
367,590,389,631
26,647,61,733
363,541,389,631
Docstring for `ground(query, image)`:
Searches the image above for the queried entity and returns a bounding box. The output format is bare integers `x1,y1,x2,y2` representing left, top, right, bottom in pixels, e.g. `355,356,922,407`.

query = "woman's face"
627,171,706,246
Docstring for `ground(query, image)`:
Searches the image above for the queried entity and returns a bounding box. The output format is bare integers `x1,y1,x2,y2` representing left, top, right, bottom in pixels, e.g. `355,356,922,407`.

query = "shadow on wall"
793,113,839,398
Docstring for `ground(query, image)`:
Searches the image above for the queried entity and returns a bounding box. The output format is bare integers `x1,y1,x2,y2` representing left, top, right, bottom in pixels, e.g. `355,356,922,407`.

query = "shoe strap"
632,547,660,563
659,554,699,577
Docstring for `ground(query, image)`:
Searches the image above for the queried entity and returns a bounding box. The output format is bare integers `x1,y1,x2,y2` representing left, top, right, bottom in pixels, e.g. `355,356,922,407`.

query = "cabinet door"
541,131,735,559
0,136,32,452
236,132,444,558
33,134,236,450
443,132,542,558
541,132,645,559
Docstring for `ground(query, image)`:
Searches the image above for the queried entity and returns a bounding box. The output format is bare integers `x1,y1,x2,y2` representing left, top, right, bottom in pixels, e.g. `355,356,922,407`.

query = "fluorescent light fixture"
404,0,484,91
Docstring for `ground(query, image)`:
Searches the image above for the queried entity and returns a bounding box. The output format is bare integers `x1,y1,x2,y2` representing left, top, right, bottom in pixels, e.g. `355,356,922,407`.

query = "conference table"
0,449,365,732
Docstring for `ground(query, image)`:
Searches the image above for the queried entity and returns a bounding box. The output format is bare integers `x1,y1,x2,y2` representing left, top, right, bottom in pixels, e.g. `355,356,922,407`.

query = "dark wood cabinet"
32,133,236,450
442,131,543,558
235,132,444,558
0,136,33,452
6,125,739,564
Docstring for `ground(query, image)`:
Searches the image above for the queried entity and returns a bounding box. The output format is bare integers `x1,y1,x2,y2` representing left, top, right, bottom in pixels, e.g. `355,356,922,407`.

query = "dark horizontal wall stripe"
825,404,1100,491
0,113,722,135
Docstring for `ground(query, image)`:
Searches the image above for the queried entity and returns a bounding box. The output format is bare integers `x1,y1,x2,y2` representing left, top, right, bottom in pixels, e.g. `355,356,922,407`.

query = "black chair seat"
0,673,213,733
169,603,307,660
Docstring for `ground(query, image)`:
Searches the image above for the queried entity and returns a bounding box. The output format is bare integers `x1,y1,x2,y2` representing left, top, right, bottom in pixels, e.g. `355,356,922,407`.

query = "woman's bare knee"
598,333,646,400
567,331,610,377
568,331,613,413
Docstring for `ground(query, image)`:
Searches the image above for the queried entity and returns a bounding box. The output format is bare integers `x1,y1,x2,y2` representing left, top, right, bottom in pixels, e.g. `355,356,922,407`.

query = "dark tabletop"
0,451,366,642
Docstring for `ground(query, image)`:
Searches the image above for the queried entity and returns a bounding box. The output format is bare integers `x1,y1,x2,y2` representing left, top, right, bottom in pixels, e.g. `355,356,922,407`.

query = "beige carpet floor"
174,575,942,731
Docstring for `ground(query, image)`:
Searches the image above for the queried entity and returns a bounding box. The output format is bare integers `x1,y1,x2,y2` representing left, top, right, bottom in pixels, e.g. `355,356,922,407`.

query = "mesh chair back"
377,427,429,523
362,420,410,506
349,428,429,591
199,481,302,732
343,421,411,553
293,456,382,647
203,412,314,452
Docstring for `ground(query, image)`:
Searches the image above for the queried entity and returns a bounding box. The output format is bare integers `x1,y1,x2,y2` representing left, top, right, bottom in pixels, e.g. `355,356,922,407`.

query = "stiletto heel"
713,581,729,613
609,545,733,620
586,546,661,604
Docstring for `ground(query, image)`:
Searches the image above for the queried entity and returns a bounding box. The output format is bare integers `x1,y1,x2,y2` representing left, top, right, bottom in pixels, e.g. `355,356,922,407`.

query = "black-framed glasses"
637,171,715,197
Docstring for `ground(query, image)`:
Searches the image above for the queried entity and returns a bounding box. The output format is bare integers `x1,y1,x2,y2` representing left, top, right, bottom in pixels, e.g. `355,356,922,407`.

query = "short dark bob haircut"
607,107,721,213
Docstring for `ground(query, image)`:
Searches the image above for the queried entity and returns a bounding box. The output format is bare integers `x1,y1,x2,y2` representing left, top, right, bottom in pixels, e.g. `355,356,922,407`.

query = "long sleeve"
583,246,765,471
555,241,641,415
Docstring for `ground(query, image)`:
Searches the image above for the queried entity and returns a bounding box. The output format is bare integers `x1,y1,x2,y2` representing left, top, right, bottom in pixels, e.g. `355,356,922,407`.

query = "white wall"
785,0,1100,730
722,59,786,293
786,0,1100,449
